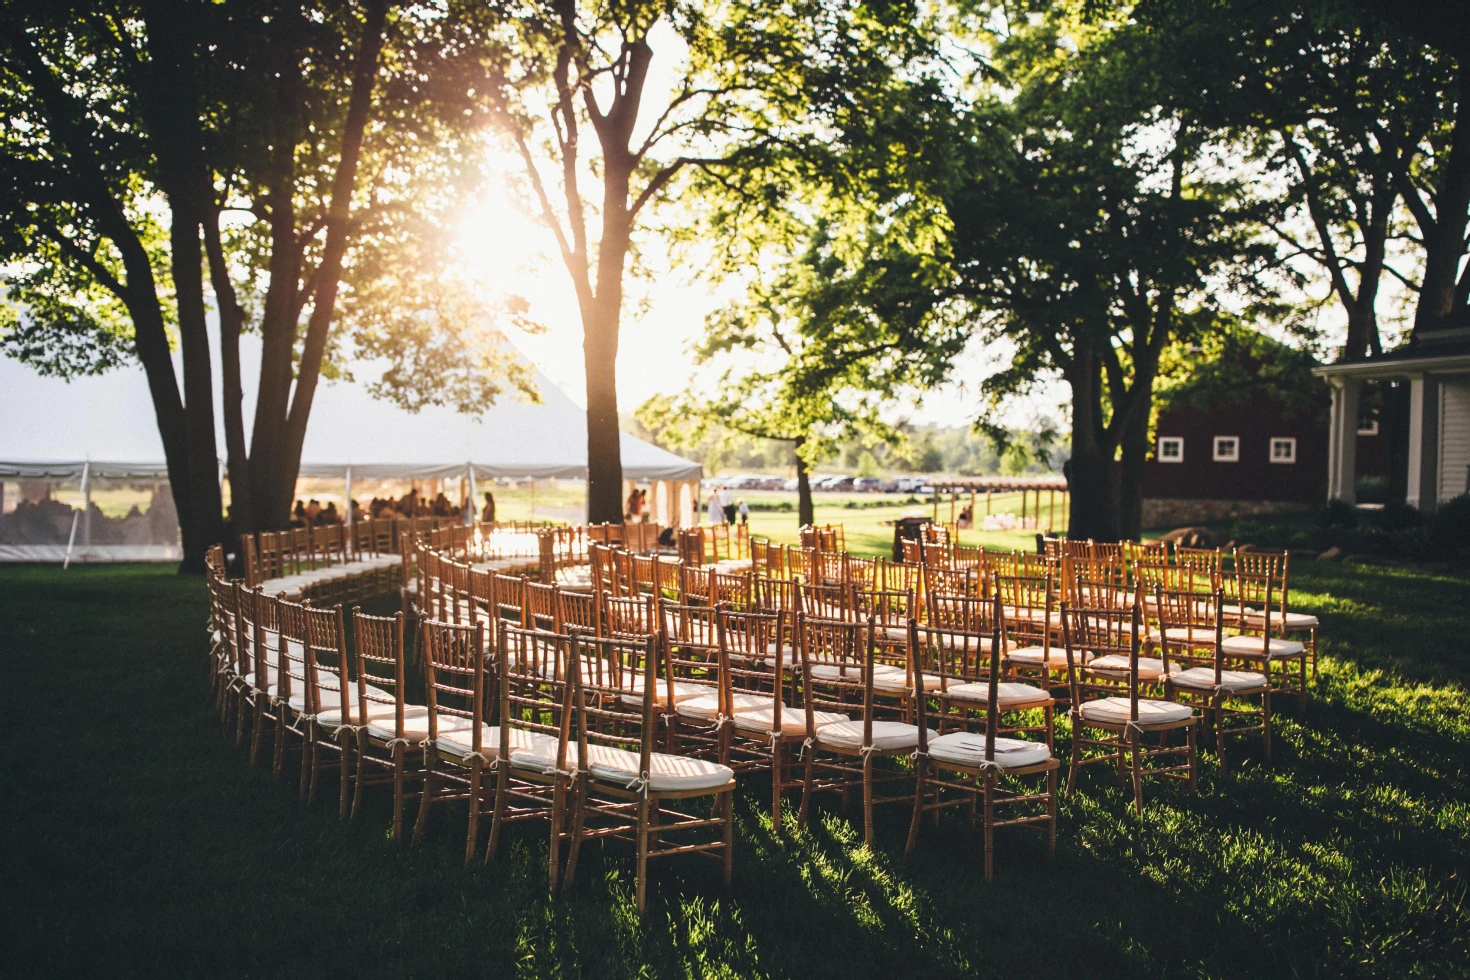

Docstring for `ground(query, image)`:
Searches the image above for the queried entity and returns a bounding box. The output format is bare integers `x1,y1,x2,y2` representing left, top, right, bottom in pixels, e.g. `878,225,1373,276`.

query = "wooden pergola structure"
925,474,1070,533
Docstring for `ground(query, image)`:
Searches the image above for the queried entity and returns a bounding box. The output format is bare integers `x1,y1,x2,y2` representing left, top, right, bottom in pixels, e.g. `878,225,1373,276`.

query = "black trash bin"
892,515,932,561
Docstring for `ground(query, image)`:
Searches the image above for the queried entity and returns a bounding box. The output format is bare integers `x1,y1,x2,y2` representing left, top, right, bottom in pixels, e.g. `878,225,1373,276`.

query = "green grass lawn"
3,561,1468,978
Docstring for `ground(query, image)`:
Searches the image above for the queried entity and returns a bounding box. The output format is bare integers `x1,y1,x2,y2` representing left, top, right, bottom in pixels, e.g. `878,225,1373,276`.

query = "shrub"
1426,493,1470,558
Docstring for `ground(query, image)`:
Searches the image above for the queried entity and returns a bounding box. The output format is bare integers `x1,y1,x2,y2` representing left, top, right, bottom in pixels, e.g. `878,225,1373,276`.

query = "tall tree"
479,0,939,523
0,0,529,569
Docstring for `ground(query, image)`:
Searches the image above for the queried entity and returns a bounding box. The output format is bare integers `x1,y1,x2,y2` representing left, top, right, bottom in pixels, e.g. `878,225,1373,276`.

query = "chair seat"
1077,696,1193,727
364,708,476,745
1220,635,1306,659
674,692,771,722
808,662,906,685
941,680,1054,709
1170,667,1270,693
1085,655,1180,682
286,683,394,718
580,743,735,793
730,705,850,736
872,671,944,695
1239,610,1320,629
926,732,1053,770
1007,645,1088,669
1147,626,1227,645
617,677,716,709
815,719,938,752
439,725,555,763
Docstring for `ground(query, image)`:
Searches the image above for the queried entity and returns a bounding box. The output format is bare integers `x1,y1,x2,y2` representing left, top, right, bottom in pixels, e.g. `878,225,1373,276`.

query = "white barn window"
1213,436,1239,462
1158,437,1184,463
1269,437,1297,463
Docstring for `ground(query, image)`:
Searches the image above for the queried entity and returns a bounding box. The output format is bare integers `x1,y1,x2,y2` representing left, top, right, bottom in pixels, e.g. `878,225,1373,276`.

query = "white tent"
0,353,700,559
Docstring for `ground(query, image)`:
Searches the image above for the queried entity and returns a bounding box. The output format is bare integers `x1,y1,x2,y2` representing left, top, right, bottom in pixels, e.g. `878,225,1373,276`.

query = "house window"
1269,437,1297,463
1357,419,1379,436
1158,437,1184,463
1213,436,1239,462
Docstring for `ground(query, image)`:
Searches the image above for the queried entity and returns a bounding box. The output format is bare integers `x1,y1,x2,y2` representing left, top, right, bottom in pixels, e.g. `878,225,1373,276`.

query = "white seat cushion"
1170,667,1270,693
1240,610,1319,629
815,719,938,752
1085,655,1179,682
1148,626,1225,645
286,682,393,717
582,743,735,793
618,677,715,709
808,662,906,685
363,708,473,745
674,691,771,722
1220,635,1306,659
1077,696,1193,727
941,680,1053,709
926,732,1053,770
871,671,944,695
730,704,850,736
438,725,556,763
1007,645,1088,669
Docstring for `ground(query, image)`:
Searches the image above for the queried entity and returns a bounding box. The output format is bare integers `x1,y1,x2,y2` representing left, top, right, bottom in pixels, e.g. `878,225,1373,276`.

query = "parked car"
782,477,800,491
823,476,856,492
888,477,921,493
853,476,883,492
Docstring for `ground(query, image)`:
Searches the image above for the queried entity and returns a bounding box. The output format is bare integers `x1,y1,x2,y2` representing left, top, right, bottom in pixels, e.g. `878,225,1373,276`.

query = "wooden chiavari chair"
662,600,742,760
492,573,527,628
901,538,924,564
907,613,1058,875
485,625,577,890
411,619,497,863
350,608,430,838
554,586,600,635
1063,554,1127,605
524,580,558,632
1156,587,1270,770
1232,549,1318,681
717,606,836,830
562,631,736,912
590,542,620,596
795,614,932,847
1061,601,1199,812
917,593,1055,748
992,573,1069,692
601,594,710,709
1222,552,1308,709
1174,546,1225,588
923,565,978,604
798,580,852,620
752,574,800,615
752,536,786,577
287,601,357,815
1088,540,1125,564
847,555,879,590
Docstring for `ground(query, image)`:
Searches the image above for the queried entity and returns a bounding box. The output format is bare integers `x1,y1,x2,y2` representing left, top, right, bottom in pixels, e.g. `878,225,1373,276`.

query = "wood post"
1049,489,1055,532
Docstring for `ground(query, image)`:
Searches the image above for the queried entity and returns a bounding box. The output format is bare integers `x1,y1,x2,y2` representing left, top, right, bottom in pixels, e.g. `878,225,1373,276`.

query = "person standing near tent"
706,488,723,526
722,490,737,525
737,498,750,524
481,491,496,524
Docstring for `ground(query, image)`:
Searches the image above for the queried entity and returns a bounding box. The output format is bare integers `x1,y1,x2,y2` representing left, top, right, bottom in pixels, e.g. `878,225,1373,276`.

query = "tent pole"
345,466,353,529
530,477,535,523
64,460,89,569
467,465,477,527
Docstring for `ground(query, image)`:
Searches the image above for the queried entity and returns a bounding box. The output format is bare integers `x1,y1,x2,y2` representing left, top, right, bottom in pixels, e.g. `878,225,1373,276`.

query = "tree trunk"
1064,347,1121,541
584,296,626,524
1117,391,1151,542
1413,93,1470,333
794,436,814,527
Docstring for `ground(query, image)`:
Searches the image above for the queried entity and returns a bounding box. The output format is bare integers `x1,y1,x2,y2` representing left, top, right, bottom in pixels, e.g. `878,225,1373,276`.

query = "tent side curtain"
296,459,702,482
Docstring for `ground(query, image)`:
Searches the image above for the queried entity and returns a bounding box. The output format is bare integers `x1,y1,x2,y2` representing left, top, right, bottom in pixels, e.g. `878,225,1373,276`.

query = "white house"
1316,327,1470,510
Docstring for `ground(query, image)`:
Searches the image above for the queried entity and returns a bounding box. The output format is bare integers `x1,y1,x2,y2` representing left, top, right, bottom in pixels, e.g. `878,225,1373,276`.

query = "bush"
1321,499,1359,527
1426,493,1470,558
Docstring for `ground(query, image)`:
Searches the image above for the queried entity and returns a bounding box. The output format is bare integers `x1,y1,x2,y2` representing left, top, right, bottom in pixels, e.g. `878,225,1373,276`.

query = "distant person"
706,490,723,526
305,499,322,524
637,488,649,521
293,500,307,526
737,498,750,524
481,490,496,524
321,501,339,524
957,504,973,529
349,499,364,524
626,486,640,521
722,489,737,525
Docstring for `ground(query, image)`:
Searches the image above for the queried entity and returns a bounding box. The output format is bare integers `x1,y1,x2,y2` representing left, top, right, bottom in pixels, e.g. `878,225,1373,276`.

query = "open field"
3,560,1468,978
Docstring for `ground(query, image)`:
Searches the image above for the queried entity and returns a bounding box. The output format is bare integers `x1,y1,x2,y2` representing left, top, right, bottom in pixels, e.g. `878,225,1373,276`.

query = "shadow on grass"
3,563,1469,979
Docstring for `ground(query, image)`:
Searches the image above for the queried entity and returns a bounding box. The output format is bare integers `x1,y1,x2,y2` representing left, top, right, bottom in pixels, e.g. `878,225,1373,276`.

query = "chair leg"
547,778,565,894
1046,768,1058,859
1066,731,1081,796
905,757,926,855
721,789,734,891
1186,724,1198,794
1129,729,1144,815
299,728,313,804
273,715,287,781
464,762,483,864
771,741,784,834
636,795,651,914
338,734,353,820
411,755,435,845
563,775,588,888
350,731,368,824
1261,691,1272,764
486,762,510,864
861,752,875,849
1298,656,1307,712
1214,695,1227,771
983,773,995,882
797,751,814,831
249,701,266,767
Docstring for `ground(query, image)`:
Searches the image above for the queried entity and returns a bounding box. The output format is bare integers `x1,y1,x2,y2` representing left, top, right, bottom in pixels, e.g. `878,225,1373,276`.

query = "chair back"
352,608,409,737
420,618,490,748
